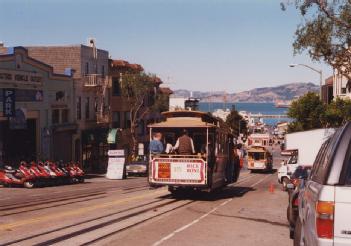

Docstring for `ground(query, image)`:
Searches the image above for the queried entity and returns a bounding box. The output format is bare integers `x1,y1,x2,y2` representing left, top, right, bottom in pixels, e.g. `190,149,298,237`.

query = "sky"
0,0,332,93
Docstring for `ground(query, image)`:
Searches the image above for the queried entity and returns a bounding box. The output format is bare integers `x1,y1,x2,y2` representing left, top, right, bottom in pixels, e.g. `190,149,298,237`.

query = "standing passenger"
174,129,195,155
149,132,164,154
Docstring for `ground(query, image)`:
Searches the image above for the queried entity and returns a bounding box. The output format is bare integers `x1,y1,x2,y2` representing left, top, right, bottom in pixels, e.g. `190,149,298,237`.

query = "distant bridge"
249,114,288,119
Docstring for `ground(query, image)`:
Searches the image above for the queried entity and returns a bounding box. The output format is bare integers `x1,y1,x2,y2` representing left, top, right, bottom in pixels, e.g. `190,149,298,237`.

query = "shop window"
62,109,69,123
85,62,89,75
85,97,90,120
77,97,81,120
94,97,98,113
112,78,121,96
112,111,121,128
52,109,60,124
101,65,105,77
56,91,65,102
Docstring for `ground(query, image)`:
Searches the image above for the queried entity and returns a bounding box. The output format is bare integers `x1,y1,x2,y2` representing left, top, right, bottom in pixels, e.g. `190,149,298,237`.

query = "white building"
333,69,351,99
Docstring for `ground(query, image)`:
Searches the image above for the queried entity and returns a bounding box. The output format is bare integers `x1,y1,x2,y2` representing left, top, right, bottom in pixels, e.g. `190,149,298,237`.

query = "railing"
83,74,105,87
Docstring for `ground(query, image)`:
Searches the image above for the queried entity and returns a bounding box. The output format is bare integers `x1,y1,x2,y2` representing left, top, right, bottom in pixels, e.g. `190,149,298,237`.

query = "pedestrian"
174,129,195,155
149,132,164,154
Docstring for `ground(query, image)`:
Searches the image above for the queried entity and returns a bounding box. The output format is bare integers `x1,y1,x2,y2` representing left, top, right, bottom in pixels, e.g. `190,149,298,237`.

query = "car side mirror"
287,183,295,189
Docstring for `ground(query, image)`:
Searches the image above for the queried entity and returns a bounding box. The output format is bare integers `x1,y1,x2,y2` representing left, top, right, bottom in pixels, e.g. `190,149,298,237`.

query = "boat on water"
275,100,291,108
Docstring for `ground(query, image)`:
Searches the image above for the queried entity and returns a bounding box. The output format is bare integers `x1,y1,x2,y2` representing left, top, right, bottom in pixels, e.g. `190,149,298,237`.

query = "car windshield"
248,152,265,160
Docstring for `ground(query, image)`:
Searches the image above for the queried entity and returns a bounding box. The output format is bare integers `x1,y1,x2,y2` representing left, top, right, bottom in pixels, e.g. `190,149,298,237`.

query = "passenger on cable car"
173,129,195,155
164,136,174,154
149,132,164,154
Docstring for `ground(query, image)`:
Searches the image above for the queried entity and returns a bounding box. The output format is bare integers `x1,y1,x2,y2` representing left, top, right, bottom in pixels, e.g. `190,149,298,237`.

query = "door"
334,154,351,245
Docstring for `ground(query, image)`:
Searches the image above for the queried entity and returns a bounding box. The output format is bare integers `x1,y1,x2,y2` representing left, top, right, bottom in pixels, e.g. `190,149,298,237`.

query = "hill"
173,82,319,103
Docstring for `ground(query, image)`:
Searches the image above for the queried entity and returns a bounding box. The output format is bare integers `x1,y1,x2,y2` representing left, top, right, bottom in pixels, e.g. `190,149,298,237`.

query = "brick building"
321,76,334,104
0,47,76,164
108,59,171,155
26,40,110,172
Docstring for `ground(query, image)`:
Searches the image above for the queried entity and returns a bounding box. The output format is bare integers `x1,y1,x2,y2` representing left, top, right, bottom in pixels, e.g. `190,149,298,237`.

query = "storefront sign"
108,149,125,156
106,157,125,180
3,89,15,117
106,149,125,179
0,89,43,102
0,70,42,84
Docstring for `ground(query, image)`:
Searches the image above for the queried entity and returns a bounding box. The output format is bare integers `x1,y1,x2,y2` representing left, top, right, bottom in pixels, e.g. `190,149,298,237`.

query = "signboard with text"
106,149,126,180
152,158,206,185
3,88,15,117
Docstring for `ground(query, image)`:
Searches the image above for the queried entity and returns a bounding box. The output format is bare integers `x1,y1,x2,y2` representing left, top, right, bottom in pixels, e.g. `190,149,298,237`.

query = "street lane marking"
250,174,274,188
152,198,233,246
152,173,275,245
0,189,167,231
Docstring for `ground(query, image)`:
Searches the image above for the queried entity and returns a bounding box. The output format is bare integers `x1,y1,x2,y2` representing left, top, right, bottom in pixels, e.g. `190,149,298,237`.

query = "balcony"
83,74,105,87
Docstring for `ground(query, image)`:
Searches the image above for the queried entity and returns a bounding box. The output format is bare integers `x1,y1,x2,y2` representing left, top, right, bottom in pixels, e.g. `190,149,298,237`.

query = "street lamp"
289,63,323,99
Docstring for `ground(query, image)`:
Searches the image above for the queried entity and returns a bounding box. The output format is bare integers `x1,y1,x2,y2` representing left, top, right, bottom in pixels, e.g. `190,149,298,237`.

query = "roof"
149,117,217,128
159,87,173,95
110,59,144,72
149,111,220,128
325,76,333,86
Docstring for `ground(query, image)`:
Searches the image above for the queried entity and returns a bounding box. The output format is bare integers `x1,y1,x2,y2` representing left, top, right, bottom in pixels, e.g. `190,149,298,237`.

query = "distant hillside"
173,83,319,103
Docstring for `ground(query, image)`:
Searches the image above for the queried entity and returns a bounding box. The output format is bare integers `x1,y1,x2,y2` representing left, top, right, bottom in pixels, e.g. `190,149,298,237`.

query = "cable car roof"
148,111,220,128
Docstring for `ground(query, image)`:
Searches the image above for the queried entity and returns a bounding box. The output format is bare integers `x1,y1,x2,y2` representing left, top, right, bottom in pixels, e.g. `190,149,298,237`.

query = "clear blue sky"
0,0,332,92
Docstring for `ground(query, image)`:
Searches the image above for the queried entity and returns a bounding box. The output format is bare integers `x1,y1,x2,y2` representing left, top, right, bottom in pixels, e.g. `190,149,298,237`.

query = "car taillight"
316,201,334,239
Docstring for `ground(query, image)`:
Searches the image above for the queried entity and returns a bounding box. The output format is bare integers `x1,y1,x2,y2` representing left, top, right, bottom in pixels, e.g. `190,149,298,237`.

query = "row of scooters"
0,161,85,188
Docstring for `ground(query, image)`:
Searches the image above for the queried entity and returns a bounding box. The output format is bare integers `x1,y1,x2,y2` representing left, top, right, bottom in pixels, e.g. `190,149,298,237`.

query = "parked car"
295,122,351,246
126,156,148,176
286,165,312,239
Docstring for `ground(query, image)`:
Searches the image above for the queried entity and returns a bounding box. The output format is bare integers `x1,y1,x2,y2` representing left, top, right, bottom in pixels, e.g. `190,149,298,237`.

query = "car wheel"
282,177,289,191
294,219,304,246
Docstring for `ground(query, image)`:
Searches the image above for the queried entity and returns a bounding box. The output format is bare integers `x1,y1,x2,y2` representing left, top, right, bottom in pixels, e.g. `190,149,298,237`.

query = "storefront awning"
107,128,118,144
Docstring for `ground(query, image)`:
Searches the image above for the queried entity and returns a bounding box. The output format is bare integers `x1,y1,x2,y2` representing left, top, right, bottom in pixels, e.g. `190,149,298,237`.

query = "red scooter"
0,165,36,188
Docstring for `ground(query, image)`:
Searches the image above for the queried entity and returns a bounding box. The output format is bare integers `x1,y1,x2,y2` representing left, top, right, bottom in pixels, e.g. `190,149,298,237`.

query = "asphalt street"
0,146,291,246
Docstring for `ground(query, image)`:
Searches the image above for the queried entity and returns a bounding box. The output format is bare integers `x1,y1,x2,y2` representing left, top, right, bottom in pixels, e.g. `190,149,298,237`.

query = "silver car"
295,123,351,246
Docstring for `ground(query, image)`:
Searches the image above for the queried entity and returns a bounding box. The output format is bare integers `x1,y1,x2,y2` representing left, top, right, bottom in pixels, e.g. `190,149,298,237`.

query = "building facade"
321,76,334,104
26,41,110,172
333,70,351,100
0,47,75,164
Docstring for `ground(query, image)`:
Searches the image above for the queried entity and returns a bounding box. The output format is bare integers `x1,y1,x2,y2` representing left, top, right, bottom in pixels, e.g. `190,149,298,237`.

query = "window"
112,111,121,128
62,109,69,123
77,97,81,120
124,111,131,128
94,97,98,113
52,109,60,124
85,97,90,120
101,65,105,77
112,78,121,96
341,87,347,94
85,62,89,75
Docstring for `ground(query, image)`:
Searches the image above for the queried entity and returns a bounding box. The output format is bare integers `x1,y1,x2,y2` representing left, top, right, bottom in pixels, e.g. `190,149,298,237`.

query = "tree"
283,1,351,80
225,108,247,136
322,97,351,127
120,72,165,155
287,92,326,132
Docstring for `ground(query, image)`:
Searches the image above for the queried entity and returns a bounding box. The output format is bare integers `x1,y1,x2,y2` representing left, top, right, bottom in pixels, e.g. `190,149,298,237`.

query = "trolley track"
0,172,273,246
